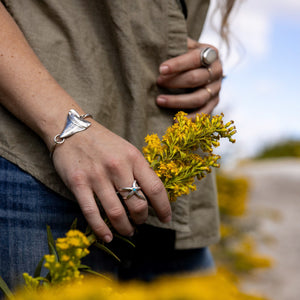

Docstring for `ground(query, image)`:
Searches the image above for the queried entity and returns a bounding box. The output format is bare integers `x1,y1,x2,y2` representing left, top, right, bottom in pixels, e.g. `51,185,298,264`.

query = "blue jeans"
0,156,214,293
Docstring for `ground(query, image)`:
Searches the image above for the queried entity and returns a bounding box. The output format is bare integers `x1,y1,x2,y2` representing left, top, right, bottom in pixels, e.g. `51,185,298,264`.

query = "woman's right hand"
52,120,172,243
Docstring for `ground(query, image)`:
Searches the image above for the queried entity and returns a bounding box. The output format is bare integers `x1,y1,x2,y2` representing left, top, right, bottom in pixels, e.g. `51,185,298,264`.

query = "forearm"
0,2,84,150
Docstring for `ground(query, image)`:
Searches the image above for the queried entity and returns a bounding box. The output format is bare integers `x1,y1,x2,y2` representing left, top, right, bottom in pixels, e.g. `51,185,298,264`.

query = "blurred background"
200,1,300,299
201,0,300,163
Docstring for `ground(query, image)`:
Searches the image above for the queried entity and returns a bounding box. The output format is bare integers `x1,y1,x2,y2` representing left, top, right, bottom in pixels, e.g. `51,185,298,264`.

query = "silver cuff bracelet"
50,109,92,159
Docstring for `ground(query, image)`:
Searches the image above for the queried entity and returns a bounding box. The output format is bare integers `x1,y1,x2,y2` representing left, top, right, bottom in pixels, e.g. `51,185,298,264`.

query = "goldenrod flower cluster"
44,230,90,284
22,230,90,287
13,271,266,300
143,111,236,201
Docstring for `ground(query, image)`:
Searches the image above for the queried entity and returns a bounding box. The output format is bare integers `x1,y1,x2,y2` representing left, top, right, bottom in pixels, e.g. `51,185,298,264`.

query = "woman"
0,0,236,290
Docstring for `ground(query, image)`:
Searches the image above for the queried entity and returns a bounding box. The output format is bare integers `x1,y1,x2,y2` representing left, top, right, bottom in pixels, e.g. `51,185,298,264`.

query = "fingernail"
157,97,167,104
159,65,169,74
103,234,113,243
129,231,135,237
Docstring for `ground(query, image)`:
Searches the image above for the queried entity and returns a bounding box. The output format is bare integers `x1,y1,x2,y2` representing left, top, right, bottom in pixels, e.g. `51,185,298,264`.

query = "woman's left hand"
156,38,223,119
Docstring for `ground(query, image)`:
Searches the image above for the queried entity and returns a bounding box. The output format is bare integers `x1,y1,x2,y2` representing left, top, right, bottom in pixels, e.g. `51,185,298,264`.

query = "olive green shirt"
0,0,219,249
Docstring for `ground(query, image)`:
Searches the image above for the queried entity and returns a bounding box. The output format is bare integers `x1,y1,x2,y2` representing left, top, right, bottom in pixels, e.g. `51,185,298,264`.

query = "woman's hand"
52,120,172,243
156,38,223,119
0,2,171,244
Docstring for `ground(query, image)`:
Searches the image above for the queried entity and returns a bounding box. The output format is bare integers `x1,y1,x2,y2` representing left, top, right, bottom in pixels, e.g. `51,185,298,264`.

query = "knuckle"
187,71,199,87
92,223,108,236
150,179,165,196
107,206,125,221
68,170,87,189
127,146,141,161
131,200,148,215
105,157,123,175
82,203,96,217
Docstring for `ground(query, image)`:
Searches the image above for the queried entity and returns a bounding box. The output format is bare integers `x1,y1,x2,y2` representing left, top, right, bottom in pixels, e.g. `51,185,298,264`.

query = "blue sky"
200,0,300,162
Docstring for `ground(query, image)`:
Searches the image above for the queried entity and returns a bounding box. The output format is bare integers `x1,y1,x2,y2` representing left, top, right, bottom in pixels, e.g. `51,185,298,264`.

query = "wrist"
49,109,93,159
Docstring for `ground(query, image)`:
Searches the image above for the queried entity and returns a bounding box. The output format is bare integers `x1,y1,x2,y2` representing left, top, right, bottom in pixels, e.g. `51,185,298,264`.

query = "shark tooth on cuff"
59,109,91,139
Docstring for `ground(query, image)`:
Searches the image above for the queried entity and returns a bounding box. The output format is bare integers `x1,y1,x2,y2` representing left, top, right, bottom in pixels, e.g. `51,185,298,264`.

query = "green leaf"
0,276,14,300
94,242,120,262
46,225,58,261
78,264,91,270
82,269,112,281
87,232,97,245
70,218,78,230
85,225,92,236
114,234,135,248
33,256,45,278
48,243,58,262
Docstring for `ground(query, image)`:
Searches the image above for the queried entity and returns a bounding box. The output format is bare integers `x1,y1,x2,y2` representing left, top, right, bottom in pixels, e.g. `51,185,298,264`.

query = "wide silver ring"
120,180,146,201
200,47,217,67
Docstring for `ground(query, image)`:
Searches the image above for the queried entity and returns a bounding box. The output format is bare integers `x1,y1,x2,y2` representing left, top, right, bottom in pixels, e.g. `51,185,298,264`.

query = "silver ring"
120,180,146,200
205,87,213,98
200,47,217,67
207,67,213,83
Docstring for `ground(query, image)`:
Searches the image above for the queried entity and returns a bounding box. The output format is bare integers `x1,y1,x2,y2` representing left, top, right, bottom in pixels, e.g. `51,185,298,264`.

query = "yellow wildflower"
40,230,91,284
61,255,70,262
143,111,236,201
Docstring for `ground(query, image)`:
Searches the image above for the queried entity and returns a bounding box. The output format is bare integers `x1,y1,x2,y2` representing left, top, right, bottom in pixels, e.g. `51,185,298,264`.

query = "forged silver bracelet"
50,109,93,159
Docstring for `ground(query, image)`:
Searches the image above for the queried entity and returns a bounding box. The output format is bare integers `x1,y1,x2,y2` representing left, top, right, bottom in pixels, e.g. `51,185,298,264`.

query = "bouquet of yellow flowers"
143,111,236,201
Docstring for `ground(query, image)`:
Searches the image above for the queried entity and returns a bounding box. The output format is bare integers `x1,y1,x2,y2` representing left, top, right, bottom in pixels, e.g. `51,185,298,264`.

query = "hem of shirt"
175,233,220,250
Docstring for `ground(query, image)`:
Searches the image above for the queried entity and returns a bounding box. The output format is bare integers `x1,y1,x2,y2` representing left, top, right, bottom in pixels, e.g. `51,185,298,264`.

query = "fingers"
113,173,148,226
133,157,172,223
157,42,223,115
53,123,171,244
92,179,136,237
157,78,222,111
72,183,113,243
157,60,222,89
159,45,219,75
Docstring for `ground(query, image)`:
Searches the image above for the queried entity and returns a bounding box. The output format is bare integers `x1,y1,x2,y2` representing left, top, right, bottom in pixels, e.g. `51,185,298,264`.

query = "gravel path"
234,158,300,300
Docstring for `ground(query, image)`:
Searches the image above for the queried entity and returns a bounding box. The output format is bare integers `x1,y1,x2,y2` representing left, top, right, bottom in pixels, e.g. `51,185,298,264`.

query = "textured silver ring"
120,180,146,200
200,47,218,67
